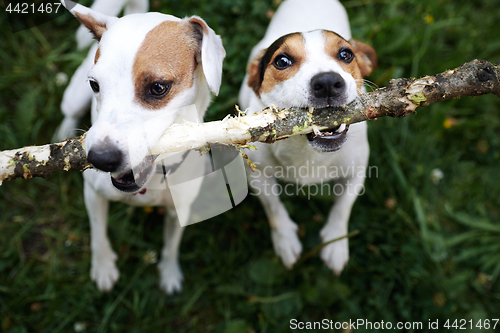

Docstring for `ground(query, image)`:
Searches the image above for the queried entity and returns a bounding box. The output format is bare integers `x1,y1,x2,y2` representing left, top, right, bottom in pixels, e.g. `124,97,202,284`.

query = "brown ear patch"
94,47,101,64
186,17,208,66
188,17,209,36
74,12,107,42
348,39,378,77
247,49,266,95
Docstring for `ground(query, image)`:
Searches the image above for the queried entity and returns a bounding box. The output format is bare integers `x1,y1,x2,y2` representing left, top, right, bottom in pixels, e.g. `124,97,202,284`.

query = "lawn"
1,0,500,332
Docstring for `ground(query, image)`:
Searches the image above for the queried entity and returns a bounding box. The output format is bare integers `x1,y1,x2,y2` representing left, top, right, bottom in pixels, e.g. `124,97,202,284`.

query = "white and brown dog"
239,0,377,274
60,1,225,293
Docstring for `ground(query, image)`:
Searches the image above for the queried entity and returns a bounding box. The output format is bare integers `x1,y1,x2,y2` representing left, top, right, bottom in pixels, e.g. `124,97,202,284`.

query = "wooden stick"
1,59,499,184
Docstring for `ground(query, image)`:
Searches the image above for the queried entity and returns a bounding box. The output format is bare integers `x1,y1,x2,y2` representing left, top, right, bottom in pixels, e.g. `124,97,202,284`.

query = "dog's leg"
54,44,97,141
158,209,185,294
320,175,365,275
249,170,302,268
84,180,119,291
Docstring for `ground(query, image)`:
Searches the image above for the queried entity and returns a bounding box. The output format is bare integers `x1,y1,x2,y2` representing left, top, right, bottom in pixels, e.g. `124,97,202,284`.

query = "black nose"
87,146,123,172
310,72,346,99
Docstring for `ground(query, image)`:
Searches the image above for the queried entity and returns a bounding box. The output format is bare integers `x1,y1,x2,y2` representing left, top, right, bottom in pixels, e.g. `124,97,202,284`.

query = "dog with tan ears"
60,0,225,293
239,0,377,274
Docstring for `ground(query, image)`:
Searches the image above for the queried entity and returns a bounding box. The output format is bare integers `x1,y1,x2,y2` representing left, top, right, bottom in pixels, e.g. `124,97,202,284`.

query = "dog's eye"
338,48,354,63
89,80,100,93
273,54,293,70
150,82,170,97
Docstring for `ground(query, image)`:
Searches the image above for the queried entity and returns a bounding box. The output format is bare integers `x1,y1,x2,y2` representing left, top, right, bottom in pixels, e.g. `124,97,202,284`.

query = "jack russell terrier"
239,0,377,274
60,0,225,293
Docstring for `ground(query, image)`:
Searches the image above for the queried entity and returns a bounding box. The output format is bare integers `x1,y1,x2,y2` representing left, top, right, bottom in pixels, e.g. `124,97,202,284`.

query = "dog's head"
63,1,225,192
247,30,376,153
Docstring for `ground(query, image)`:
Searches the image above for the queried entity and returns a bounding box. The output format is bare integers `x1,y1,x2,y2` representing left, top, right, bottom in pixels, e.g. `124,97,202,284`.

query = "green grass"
1,0,500,332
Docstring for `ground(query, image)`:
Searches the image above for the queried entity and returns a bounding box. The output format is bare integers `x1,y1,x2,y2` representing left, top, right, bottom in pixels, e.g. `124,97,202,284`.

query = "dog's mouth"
306,123,350,153
110,155,157,193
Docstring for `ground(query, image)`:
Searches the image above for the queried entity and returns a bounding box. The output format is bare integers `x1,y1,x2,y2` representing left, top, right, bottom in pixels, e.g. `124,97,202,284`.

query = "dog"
239,0,377,274
61,0,225,293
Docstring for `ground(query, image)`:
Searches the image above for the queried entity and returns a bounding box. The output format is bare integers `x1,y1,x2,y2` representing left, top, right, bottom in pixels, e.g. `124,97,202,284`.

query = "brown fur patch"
94,47,100,64
258,34,306,95
74,12,107,42
348,39,378,78
133,20,199,110
247,49,266,95
187,17,208,35
322,31,365,90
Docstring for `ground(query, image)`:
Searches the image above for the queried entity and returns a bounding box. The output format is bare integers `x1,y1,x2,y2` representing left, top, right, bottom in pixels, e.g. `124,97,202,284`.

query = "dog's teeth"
312,126,322,136
336,123,346,133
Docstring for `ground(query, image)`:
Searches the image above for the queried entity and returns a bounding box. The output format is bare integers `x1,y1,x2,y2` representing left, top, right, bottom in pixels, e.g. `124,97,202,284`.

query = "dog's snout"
87,147,123,172
310,72,345,99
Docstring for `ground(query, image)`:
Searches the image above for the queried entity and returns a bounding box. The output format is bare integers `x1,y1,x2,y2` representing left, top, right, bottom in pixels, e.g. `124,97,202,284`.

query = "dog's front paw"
158,260,183,294
271,225,302,269
320,227,349,275
91,251,119,292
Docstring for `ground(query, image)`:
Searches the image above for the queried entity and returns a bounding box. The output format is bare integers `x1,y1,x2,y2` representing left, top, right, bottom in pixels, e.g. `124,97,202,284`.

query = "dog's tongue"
306,123,349,152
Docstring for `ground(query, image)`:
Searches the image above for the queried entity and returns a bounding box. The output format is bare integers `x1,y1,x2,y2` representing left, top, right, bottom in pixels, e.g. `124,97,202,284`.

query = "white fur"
56,0,147,141
60,1,225,293
197,23,225,96
239,0,370,274
247,0,351,60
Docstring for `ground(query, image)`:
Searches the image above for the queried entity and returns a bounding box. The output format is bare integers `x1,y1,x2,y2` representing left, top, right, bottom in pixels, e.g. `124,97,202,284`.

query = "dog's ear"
247,49,266,96
188,16,226,96
61,0,118,43
349,39,378,77
74,0,144,50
